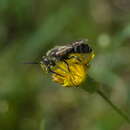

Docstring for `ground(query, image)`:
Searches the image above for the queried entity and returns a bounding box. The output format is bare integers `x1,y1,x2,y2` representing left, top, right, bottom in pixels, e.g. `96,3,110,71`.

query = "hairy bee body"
46,40,92,60
40,40,93,74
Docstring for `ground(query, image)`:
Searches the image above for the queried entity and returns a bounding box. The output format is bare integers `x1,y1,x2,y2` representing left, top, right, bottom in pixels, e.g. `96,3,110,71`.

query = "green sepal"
81,76,98,93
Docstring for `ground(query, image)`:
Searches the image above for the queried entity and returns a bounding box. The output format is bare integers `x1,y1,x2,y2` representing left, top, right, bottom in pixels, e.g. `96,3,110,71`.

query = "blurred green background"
0,0,130,130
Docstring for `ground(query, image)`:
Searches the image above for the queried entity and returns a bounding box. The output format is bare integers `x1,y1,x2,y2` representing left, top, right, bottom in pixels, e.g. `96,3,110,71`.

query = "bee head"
41,56,55,65
40,56,56,72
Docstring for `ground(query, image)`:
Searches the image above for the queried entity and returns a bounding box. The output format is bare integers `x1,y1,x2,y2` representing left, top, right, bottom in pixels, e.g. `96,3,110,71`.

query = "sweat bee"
24,39,94,87
40,40,94,76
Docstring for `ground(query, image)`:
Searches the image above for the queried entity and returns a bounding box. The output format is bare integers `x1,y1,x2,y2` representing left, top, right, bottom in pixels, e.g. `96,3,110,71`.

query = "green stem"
97,89,130,123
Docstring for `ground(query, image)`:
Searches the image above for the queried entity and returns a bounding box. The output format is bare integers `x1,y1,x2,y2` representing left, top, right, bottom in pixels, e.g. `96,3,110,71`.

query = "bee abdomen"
72,42,92,53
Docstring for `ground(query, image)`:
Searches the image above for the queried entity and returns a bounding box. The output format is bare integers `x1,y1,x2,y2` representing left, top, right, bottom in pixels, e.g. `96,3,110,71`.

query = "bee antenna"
22,62,39,64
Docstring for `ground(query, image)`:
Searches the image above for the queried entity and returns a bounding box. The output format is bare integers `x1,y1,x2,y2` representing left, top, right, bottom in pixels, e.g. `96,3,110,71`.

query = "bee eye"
41,56,48,65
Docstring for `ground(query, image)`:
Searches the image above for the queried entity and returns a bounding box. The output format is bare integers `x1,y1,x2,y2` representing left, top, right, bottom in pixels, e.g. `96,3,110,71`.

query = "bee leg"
68,56,81,62
48,67,64,77
63,60,71,72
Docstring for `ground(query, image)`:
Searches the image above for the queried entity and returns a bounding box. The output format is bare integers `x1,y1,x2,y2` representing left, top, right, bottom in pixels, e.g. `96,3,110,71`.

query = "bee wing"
46,46,61,57
55,45,72,56
47,45,72,57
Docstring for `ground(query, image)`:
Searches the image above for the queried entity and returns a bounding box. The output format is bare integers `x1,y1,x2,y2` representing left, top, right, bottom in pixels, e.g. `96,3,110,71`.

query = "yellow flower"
51,52,95,87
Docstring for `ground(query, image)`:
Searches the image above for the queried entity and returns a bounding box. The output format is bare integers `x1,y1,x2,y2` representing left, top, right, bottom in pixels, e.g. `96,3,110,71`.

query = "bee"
40,40,93,76
24,40,93,76
24,39,94,86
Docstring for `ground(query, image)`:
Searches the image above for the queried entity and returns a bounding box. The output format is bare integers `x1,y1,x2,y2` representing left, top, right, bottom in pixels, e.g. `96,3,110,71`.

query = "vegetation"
0,0,130,130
